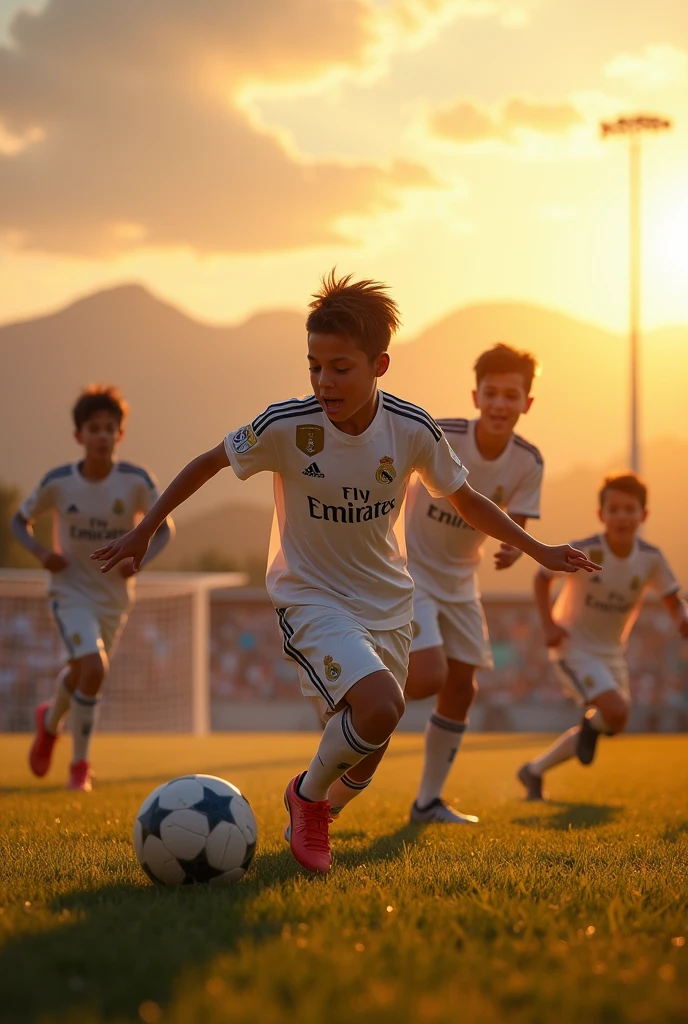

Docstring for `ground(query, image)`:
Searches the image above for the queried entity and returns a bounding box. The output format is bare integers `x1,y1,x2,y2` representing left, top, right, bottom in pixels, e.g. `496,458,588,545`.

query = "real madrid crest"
491,486,505,506
630,575,641,591
323,655,342,681
112,499,125,515
375,455,396,485
589,548,604,566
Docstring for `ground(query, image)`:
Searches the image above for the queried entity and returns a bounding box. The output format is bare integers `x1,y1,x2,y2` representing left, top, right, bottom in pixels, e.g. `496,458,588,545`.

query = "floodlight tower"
600,114,672,473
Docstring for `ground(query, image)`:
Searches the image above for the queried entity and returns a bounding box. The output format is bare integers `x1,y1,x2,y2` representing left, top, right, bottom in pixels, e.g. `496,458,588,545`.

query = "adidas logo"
302,462,324,478
67,503,79,513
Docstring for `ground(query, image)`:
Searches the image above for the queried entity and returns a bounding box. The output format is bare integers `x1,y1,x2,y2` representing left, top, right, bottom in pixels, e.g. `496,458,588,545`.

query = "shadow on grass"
512,801,622,831
662,820,688,843
0,843,320,1024
0,825,423,1023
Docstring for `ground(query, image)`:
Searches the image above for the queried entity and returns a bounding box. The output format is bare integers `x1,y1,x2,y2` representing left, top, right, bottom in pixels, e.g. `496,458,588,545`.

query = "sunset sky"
0,0,686,338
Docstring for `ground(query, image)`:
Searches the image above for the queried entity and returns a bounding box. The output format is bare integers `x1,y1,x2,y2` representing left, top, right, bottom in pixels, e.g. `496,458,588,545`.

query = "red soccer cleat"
283,772,332,873
68,760,93,792
29,702,58,778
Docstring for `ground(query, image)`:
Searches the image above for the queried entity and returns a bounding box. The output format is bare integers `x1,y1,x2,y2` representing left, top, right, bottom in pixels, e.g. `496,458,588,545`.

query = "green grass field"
0,732,686,1024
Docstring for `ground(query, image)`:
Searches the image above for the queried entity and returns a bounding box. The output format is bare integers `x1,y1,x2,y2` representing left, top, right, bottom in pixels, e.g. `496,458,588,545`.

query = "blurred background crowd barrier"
1,576,686,733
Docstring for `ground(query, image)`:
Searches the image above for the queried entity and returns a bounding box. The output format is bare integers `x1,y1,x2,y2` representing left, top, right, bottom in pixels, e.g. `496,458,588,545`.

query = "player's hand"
118,557,138,579
91,526,151,573
537,544,602,574
544,622,568,648
494,544,523,570
40,550,69,572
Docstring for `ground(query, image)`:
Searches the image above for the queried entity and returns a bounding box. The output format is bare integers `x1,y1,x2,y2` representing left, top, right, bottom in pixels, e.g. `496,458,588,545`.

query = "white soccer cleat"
409,798,479,825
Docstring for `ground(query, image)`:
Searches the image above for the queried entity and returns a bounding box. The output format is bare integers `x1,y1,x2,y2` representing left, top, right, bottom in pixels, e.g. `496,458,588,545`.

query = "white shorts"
410,590,493,669
276,606,413,712
50,598,128,660
551,648,630,705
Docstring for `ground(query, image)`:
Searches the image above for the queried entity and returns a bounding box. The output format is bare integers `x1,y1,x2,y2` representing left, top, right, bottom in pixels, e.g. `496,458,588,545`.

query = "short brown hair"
72,384,128,431
306,270,401,359
474,343,539,393
599,472,647,509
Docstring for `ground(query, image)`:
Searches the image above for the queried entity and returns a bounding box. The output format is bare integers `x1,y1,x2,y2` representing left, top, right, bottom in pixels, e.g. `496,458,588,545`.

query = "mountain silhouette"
2,284,687,590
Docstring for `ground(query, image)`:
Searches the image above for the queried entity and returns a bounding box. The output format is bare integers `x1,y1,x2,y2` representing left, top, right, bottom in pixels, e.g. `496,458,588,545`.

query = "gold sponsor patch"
490,485,505,506
583,675,595,691
324,655,341,681
296,424,324,457
630,575,641,591
71,633,82,647
112,499,125,515
589,548,604,565
375,455,396,485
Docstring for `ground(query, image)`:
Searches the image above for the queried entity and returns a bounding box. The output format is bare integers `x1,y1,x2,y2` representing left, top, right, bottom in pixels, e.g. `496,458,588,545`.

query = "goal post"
0,569,246,735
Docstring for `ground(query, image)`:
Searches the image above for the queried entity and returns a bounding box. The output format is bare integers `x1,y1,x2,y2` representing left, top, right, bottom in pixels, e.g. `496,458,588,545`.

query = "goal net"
0,569,245,734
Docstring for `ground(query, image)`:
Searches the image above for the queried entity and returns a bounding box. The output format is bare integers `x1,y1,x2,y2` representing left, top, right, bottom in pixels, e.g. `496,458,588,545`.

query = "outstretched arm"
494,513,527,570
662,591,688,638
92,443,229,572
447,483,600,574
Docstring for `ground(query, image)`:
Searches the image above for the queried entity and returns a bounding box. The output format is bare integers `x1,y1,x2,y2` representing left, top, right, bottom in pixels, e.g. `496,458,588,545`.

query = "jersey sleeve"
224,411,280,480
414,432,469,499
18,477,57,522
648,550,681,597
136,469,161,515
507,458,543,519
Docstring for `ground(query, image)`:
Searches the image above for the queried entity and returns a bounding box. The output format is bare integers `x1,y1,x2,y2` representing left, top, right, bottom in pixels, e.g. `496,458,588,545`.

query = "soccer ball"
133,774,257,886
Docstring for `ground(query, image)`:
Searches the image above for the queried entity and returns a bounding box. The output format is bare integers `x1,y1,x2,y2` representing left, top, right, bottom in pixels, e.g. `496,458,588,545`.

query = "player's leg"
327,622,411,816
65,607,125,790
29,661,77,777
30,600,82,777
279,607,408,872
576,685,629,764
407,597,489,823
518,654,628,799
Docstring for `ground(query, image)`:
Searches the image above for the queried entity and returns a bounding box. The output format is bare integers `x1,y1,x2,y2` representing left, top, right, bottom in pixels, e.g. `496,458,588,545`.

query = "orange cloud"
0,0,447,256
428,96,584,145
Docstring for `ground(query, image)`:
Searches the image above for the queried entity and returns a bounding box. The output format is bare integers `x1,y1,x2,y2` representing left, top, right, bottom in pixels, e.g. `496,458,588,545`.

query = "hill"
2,284,687,523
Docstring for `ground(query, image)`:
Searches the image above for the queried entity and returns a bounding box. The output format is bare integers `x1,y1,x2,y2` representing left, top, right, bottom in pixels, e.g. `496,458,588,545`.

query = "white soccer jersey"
543,533,680,656
405,418,543,602
224,391,468,630
20,461,160,610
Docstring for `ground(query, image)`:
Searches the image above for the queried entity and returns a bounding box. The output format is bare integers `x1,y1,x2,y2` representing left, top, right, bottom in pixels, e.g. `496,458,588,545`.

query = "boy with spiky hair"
93,273,598,874
518,472,687,800
12,385,173,791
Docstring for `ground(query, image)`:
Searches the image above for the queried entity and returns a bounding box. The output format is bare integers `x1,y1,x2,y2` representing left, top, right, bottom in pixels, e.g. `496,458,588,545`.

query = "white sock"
529,726,579,776
415,712,466,809
299,706,384,802
327,772,374,814
70,691,100,763
44,667,73,735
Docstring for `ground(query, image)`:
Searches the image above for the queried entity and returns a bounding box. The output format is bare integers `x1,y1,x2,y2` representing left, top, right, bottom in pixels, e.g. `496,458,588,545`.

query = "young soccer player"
518,472,687,800
327,344,544,825
12,385,172,791
92,273,598,874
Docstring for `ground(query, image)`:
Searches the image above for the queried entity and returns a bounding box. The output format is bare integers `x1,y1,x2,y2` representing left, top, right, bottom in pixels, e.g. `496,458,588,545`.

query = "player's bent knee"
75,652,107,695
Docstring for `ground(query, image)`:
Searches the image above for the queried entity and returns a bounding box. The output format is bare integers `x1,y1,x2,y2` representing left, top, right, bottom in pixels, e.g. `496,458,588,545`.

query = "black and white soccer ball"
133,774,257,886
